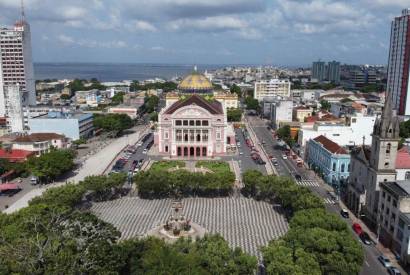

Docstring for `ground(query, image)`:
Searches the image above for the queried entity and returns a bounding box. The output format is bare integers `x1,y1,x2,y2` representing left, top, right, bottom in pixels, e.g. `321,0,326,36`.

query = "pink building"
156,94,235,157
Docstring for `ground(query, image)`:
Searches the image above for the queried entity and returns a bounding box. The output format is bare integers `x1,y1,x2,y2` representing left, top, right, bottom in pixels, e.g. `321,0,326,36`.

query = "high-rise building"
0,6,35,119
312,61,327,81
253,79,291,101
327,61,341,84
387,8,410,115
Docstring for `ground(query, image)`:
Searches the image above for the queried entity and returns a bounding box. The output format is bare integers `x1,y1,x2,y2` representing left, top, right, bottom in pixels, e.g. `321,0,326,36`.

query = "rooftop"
313,135,348,154
0,149,35,162
396,146,410,169
14,133,65,143
381,180,410,197
164,94,223,115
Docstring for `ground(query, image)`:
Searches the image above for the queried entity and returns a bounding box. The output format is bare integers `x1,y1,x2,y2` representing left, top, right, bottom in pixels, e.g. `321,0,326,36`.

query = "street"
246,115,388,275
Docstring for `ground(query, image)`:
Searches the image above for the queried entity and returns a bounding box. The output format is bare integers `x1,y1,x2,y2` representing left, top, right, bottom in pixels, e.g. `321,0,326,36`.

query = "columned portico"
176,146,208,158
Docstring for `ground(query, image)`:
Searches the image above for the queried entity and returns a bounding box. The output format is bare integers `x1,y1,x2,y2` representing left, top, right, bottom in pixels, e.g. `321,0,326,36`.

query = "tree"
149,112,158,122
320,100,331,111
111,92,125,105
245,96,259,110
227,108,242,122
276,125,295,146
26,149,76,183
230,84,242,97
60,94,71,100
93,113,133,134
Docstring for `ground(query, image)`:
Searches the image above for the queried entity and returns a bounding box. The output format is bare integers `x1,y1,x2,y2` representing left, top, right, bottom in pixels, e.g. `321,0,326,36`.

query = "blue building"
307,135,350,187
28,112,94,141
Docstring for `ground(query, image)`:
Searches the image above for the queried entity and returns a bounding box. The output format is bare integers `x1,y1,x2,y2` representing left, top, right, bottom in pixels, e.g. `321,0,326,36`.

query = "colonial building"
155,72,235,158
306,135,350,188
346,97,400,224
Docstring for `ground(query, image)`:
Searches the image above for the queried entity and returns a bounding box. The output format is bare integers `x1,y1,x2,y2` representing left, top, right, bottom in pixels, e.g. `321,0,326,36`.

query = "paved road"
246,115,387,275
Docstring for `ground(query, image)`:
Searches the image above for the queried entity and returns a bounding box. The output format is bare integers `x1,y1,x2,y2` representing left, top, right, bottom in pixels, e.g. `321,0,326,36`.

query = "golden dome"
178,72,213,93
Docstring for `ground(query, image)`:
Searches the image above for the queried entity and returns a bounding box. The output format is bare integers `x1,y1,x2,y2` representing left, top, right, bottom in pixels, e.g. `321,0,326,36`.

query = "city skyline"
0,0,408,65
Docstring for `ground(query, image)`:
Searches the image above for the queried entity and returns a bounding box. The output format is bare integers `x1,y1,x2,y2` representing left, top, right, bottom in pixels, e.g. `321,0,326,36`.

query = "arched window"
386,143,391,154
341,164,345,173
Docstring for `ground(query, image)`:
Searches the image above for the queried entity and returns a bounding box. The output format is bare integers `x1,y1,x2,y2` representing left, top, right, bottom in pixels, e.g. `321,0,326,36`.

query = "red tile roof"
164,94,223,115
14,133,65,143
313,135,348,154
396,147,410,169
0,149,35,162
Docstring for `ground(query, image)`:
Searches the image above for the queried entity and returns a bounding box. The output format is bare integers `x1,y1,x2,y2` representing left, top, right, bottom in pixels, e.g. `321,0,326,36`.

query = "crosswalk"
323,198,336,204
295,180,320,187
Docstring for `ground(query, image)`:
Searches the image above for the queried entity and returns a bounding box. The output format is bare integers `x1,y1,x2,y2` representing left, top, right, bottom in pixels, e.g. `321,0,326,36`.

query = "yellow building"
294,106,313,122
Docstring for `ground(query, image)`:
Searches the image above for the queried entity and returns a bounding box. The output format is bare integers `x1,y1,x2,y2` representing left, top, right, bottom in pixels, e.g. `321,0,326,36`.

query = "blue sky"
0,0,408,66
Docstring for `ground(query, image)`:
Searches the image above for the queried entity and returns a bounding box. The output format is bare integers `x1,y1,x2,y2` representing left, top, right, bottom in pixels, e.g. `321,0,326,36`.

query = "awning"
0,183,20,191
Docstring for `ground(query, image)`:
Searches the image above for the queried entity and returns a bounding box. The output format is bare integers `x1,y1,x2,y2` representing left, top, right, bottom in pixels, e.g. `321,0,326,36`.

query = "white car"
239,151,244,155
136,142,143,147
282,155,287,159
142,149,148,154
134,167,140,173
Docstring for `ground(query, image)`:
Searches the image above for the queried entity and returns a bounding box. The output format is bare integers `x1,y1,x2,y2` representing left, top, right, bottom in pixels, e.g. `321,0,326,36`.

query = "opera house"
154,71,237,158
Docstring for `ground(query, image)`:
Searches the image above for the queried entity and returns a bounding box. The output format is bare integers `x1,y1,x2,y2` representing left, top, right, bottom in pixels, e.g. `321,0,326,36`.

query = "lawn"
149,161,185,172
195,161,231,174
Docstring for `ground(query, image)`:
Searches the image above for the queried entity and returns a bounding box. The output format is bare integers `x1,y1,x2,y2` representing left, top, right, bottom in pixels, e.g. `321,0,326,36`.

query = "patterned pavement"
91,197,289,258
296,180,320,187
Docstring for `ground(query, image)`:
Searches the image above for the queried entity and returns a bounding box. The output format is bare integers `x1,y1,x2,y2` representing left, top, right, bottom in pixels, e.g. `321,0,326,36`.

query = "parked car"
327,191,338,201
352,223,363,235
388,266,402,275
239,151,243,155
294,174,302,180
378,255,392,268
359,232,372,245
282,155,287,159
142,149,148,154
340,209,349,218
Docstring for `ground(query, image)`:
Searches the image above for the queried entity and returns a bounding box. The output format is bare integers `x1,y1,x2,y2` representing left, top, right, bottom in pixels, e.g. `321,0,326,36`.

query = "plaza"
91,196,288,258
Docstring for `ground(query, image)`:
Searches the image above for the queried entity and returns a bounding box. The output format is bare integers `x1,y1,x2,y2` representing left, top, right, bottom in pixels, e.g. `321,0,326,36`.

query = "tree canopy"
245,96,259,110
230,84,242,97
227,108,243,122
276,125,295,146
93,113,133,134
26,149,76,184
320,100,331,111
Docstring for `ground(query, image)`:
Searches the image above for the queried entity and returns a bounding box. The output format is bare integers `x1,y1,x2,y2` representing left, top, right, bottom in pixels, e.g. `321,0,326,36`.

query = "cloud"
57,34,128,49
168,16,247,31
130,20,157,32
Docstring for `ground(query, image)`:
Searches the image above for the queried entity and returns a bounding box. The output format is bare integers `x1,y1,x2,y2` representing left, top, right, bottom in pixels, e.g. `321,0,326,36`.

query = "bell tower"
370,95,400,171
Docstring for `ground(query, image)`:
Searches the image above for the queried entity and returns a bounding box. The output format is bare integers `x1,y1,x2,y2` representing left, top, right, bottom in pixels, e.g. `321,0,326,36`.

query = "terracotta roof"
396,147,410,169
313,135,348,154
14,133,65,143
0,117,6,126
164,94,223,115
0,149,35,162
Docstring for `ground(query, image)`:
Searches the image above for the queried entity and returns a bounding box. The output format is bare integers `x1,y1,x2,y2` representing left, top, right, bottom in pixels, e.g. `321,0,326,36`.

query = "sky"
0,0,409,66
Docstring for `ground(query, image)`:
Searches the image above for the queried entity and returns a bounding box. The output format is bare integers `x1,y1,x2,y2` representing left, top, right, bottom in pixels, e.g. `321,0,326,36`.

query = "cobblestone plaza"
91,197,288,257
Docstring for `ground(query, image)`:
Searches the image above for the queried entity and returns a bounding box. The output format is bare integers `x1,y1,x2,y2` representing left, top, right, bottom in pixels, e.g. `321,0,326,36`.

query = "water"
33,63,225,82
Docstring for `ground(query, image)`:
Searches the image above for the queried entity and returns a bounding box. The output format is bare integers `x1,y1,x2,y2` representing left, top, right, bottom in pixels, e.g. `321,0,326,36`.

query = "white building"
108,105,138,119
268,99,293,128
0,19,36,117
298,114,376,147
254,79,291,101
12,133,70,156
387,8,410,115
3,85,24,133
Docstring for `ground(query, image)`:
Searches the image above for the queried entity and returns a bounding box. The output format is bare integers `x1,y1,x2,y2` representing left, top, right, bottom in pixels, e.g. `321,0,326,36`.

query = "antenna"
20,0,26,22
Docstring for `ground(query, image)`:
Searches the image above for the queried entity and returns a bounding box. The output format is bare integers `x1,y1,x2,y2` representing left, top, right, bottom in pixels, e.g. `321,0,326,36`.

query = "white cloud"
169,16,247,31
57,34,75,44
57,34,128,49
132,20,157,32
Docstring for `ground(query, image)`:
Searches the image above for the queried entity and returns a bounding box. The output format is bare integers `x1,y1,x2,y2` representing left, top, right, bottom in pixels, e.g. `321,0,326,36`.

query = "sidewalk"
3,126,146,214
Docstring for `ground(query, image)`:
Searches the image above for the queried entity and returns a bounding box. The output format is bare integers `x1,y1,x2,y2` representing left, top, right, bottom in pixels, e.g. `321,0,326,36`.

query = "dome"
178,72,213,93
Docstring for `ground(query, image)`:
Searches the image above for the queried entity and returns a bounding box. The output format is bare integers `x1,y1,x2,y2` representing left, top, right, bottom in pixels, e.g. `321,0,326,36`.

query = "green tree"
245,96,259,110
276,125,295,146
320,100,331,111
230,84,242,97
93,113,133,134
26,149,76,183
149,111,158,122
227,108,243,122
60,94,71,100
111,92,125,105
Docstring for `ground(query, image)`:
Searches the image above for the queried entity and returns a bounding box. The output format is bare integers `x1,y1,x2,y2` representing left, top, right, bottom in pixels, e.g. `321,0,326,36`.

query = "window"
386,208,390,215
341,164,345,173
189,120,195,126
405,171,410,180
196,120,201,126
202,120,209,126
385,162,389,168
393,200,397,208
216,131,221,140
165,146,168,152
387,195,391,202
175,120,182,126
381,203,385,210
390,225,394,232
351,118,357,123
386,143,391,154
392,213,396,221
397,229,404,241
183,120,188,126
399,218,405,229
333,163,336,171
164,131,169,139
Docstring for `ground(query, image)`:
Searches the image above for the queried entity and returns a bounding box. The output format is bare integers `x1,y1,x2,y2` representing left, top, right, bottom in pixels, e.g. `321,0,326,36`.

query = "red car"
352,223,363,235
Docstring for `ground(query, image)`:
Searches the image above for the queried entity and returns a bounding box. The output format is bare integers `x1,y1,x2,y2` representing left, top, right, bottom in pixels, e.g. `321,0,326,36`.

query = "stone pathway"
91,196,289,259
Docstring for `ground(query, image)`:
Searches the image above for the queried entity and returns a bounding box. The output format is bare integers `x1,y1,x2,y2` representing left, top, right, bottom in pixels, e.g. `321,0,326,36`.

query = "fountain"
146,199,206,242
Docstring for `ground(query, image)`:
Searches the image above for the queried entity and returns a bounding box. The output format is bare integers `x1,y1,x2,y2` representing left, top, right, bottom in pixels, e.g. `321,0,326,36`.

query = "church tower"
370,96,400,171
365,95,400,221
